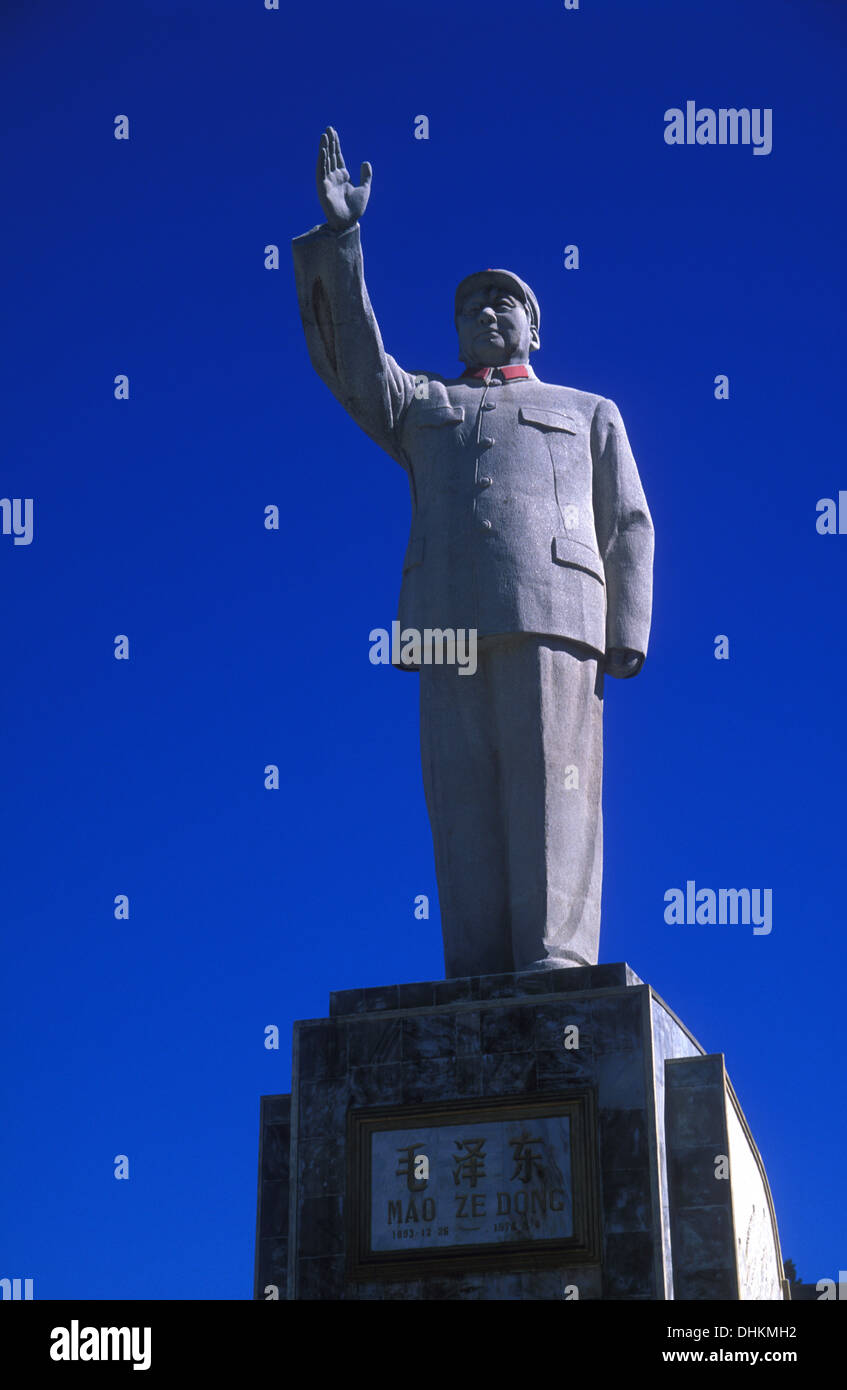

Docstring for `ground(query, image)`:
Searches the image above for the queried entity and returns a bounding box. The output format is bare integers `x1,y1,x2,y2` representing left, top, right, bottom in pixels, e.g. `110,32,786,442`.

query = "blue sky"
1,0,844,1297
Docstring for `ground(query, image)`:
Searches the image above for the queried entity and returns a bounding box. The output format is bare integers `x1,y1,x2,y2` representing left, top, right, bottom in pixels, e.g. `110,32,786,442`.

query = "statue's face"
456,282,537,367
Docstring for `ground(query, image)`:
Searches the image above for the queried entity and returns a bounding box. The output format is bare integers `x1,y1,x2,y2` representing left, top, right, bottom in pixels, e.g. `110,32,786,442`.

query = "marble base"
254,964,788,1300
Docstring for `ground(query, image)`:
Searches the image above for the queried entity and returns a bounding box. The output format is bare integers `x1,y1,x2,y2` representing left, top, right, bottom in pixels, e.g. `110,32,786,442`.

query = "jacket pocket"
519,406,578,433
552,535,604,585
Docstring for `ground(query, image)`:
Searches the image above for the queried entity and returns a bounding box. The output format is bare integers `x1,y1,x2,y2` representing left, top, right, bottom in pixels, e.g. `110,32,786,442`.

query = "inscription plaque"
348,1092,600,1279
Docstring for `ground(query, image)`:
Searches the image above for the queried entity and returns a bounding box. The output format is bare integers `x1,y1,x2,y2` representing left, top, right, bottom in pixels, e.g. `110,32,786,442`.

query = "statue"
293,128,654,979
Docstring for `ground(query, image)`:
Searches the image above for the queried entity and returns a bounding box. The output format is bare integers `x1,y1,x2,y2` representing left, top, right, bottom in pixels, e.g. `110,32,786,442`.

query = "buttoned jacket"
292,222,654,666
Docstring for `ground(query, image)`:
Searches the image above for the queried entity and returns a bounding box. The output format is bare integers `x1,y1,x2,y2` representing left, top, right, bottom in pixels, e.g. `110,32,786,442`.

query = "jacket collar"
461,364,536,382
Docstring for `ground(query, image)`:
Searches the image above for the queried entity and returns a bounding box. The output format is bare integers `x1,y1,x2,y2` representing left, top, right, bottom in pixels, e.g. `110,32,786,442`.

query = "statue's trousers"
419,634,604,977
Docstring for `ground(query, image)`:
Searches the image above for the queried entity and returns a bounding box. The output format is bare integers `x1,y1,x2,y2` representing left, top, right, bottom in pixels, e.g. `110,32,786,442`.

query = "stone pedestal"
254,964,788,1300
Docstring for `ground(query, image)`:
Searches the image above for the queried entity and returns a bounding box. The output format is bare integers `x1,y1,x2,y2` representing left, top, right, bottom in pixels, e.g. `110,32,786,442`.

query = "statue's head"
454,269,540,368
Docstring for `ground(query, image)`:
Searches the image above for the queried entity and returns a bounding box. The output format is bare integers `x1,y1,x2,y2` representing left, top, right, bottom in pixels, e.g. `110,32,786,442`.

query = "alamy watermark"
1,1277,33,1299
370,623,478,675
664,103,772,156
664,881,772,935
50,1321,151,1371
0,497,33,546
816,492,847,533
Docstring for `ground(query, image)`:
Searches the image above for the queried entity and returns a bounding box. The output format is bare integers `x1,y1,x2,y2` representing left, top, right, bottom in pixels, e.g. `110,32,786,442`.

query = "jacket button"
479,476,492,488
479,518,492,531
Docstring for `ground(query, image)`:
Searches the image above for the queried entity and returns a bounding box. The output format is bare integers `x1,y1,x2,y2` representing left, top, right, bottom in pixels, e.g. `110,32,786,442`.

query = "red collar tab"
461,364,531,381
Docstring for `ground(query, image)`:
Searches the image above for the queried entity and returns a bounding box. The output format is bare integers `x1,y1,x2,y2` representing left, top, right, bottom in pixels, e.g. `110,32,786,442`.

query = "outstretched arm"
292,128,416,466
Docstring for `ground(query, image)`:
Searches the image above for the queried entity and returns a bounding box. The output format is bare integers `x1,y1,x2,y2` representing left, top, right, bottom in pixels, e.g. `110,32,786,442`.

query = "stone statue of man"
292,127,654,979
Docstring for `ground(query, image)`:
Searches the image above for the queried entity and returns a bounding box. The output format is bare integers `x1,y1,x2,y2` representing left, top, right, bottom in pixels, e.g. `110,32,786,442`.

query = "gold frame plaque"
347,1090,600,1280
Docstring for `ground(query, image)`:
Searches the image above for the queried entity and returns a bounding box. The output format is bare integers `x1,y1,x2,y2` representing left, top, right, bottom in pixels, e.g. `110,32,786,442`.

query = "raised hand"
316,126,372,232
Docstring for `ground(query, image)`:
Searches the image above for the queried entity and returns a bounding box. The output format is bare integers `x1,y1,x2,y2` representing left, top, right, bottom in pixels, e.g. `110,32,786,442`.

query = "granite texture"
330,963,640,1017
650,995,703,1298
293,127,654,977
665,1056,739,1300
291,968,663,1299
255,968,785,1301
724,1088,784,1299
254,1094,291,1300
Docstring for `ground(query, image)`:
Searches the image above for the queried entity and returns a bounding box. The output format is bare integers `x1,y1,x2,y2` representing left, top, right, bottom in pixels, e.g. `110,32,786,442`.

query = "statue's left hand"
605,648,644,679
